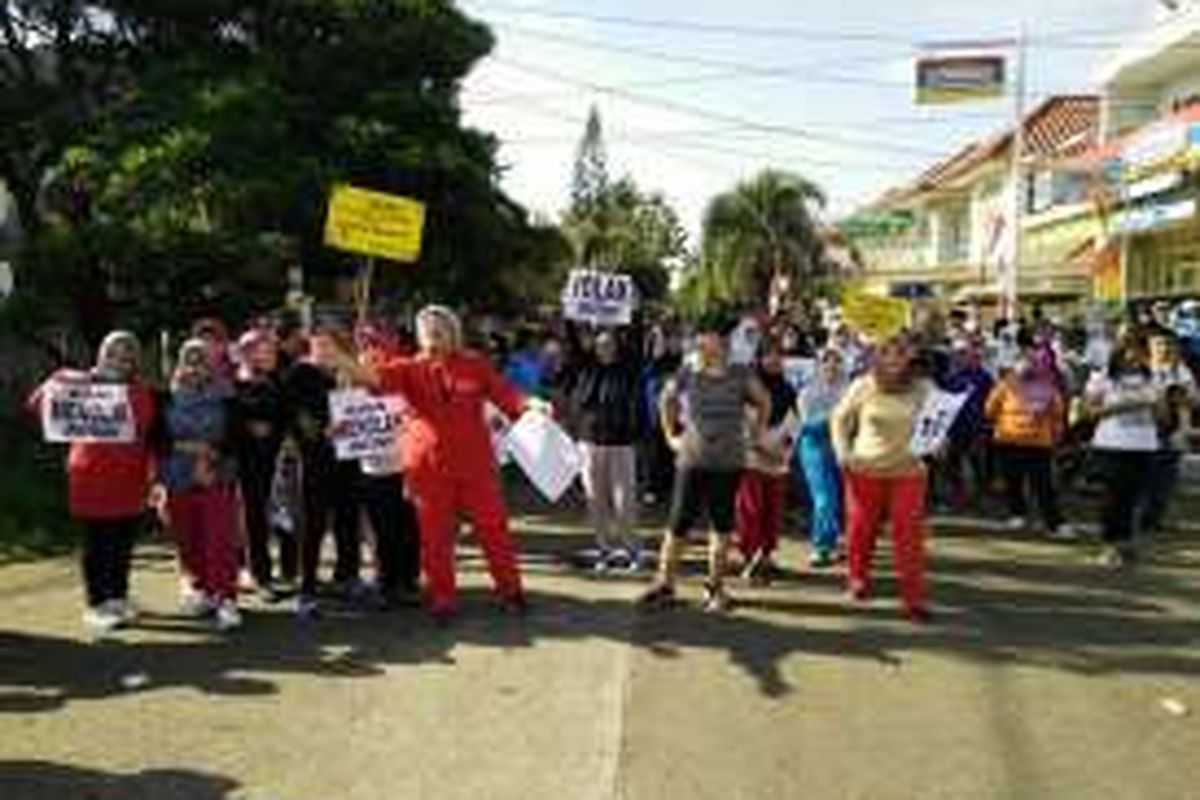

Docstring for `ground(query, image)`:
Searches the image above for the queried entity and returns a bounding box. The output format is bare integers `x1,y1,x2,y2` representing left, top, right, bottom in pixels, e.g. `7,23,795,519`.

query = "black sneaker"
636,582,676,611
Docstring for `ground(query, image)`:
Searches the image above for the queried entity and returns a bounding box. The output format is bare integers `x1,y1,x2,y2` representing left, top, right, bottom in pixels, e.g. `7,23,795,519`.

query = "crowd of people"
27,297,1200,636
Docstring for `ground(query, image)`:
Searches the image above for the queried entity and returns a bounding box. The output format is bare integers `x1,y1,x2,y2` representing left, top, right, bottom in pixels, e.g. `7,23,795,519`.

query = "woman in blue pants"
796,349,849,568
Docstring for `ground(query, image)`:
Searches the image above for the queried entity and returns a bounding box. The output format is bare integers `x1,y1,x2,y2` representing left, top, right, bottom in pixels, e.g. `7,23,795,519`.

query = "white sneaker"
180,590,215,619
214,601,243,632
105,598,140,626
82,605,122,635
1047,524,1079,541
1004,516,1027,531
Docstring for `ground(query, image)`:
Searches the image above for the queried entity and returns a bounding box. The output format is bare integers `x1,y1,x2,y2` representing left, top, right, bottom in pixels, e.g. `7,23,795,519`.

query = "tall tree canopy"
0,0,567,352
561,108,688,305
690,168,827,310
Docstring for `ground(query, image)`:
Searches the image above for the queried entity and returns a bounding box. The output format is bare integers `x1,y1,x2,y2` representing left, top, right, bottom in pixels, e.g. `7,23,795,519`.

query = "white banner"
504,411,582,503
41,381,135,443
910,389,970,457
561,269,636,326
328,389,401,462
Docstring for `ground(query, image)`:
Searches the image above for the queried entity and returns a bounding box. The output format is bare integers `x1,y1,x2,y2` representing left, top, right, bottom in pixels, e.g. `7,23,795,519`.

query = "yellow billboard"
324,185,426,263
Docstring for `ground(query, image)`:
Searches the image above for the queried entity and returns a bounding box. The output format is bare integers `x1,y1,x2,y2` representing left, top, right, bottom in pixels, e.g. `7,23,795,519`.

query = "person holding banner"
638,314,771,614
325,305,541,623
162,340,242,631
830,334,934,623
356,321,421,608
796,348,849,569
29,331,158,634
569,330,645,573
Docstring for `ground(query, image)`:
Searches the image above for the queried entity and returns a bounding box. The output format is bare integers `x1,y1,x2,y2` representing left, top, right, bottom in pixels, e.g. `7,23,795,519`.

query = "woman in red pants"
327,306,543,623
830,335,933,622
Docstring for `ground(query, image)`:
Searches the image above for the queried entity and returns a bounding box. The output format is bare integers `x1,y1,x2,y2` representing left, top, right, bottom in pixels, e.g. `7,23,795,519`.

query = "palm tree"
700,169,827,309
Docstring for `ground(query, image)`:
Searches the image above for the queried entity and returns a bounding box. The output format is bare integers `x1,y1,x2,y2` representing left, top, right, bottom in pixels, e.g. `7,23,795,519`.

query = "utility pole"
1004,23,1029,321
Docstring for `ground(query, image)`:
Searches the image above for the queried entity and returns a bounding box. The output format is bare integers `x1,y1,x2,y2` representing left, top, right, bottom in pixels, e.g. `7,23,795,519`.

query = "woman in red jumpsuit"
329,306,540,622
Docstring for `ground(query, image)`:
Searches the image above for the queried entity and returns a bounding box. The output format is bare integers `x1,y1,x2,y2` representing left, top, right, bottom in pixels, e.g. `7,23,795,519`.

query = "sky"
458,0,1163,239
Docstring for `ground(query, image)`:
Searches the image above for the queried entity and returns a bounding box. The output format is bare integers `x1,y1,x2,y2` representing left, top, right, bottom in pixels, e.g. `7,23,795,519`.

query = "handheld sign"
42,381,135,443
504,411,582,503
561,270,636,326
841,290,910,341
328,389,401,462
324,185,426,263
910,389,969,458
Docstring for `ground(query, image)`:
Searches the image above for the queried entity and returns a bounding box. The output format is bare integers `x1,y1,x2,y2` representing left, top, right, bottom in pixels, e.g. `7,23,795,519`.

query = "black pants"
239,441,297,586
300,444,362,595
1142,450,1183,535
1095,450,1157,545
361,474,421,596
668,467,741,537
996,444,1061,530
80,517,140,607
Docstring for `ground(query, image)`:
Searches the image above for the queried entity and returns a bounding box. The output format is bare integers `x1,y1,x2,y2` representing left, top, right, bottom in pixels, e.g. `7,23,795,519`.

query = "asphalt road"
2,510,1199,800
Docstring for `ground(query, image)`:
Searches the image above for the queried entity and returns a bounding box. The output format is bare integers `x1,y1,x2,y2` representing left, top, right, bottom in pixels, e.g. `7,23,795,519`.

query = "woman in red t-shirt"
29,332,158,635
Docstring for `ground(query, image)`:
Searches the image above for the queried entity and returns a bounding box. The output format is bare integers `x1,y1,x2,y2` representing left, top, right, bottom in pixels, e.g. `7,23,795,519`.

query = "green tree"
0,0,553,354
697,168,827,308
561,176,688,305
571,104,609,220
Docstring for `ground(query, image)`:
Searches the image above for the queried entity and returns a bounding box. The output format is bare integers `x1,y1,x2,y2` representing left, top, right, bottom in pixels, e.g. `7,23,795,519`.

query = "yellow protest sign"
324,185,426,263
840,290,911,340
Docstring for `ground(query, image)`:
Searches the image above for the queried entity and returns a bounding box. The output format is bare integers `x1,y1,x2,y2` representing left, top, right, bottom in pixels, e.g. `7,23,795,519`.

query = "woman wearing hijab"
325,306,541,623
163,339,242,631
735,334,797,584
796,348,849,569
29,332,158,634
985,338,1068,538
831,334,934,622
232,328,295,601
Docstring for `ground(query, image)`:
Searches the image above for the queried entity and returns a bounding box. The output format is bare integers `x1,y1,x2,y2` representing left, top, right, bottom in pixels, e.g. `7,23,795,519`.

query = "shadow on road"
0,761,240,800
2,521,1198,711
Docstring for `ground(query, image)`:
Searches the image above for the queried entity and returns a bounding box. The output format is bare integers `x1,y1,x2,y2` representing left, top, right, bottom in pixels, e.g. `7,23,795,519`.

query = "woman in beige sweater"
830,335,932,622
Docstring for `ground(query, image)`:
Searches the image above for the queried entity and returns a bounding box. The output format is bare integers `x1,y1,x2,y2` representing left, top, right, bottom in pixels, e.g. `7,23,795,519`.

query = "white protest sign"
41,381,136,443
782,357,817,390
358,396,408,476
561,269,636,326
504,411,582,503
910,389,969,458
728,317,761,366
328,389,400,462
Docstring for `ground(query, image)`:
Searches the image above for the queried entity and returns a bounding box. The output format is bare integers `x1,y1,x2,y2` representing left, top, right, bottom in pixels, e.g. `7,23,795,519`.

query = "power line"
492,56,957,159
466,0,1176,51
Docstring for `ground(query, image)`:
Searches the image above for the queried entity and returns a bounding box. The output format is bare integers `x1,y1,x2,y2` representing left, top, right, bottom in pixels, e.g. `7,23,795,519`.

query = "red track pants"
169,484,240,602
410,471,522,614
844,470,929,612
735,470,786,561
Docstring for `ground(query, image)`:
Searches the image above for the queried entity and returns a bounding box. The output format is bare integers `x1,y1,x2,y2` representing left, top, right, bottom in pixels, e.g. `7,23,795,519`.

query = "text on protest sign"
42,381,136,443
561,270,636,326
328,389,402,462
324,185,427,263
840,290,911,341
910,389,969,458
